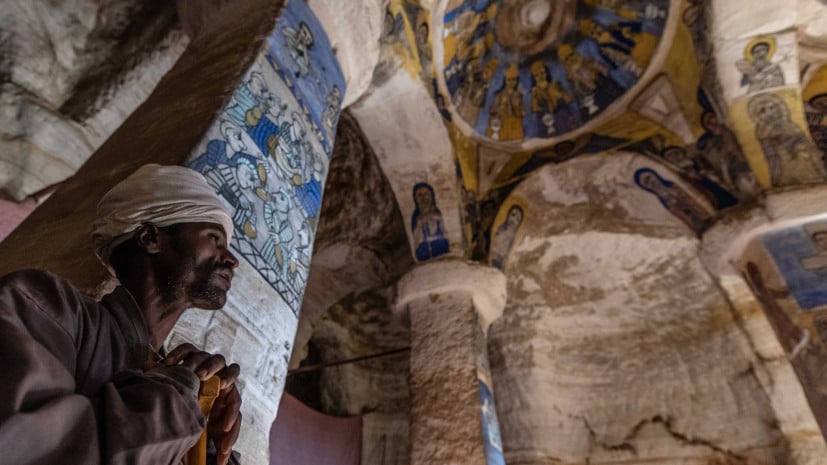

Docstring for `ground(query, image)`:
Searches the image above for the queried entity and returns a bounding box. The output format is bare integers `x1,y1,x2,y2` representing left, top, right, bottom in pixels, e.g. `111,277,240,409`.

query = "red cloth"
0,197,36,242
269,393,361,465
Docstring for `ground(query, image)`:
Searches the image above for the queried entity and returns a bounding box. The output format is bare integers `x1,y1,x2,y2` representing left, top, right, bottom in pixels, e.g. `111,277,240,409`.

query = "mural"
440,0,670,140
695,89,758,200
804,64,827,158
489,203,525,269
740,247,827,435
736,37,786,93
411,182,451,261
746,92,826,186
721,32,797,102
188,0,345,314
634,167,714,235
763,221,827,311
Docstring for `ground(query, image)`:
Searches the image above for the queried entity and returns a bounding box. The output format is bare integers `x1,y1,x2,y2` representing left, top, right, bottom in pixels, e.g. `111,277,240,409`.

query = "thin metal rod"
287,346,411,376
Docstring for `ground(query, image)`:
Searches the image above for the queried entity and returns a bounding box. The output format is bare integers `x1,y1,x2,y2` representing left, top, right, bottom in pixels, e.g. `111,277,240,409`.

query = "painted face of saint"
701,111,721,135
506,76,519,89
532,67,547,84
273,189,290,213
663,147,688,166
640,172,660,190
752,43,770,61
507,206,523,228
236,162,257,189
226,128,246,153
754,98,782,124
415,186,434,212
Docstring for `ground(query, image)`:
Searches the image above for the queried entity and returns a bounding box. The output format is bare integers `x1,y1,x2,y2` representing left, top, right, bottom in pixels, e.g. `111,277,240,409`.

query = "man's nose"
223,248,240,269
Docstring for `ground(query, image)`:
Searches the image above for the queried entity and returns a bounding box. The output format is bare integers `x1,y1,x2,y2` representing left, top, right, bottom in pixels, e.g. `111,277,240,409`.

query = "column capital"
394,258,506,331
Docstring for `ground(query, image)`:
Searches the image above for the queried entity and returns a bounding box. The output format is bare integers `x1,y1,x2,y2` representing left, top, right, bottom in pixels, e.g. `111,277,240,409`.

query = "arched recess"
290,110,414,366
285,110,415,465
486,152,823,465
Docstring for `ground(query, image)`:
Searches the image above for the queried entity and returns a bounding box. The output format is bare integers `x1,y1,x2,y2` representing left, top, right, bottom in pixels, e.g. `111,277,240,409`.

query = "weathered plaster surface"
350,70,464,261
486,155,816,464
0,0,188,200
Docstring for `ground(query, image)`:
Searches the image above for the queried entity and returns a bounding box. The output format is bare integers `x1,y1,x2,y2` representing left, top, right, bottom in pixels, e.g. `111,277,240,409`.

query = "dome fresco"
440,0,670,141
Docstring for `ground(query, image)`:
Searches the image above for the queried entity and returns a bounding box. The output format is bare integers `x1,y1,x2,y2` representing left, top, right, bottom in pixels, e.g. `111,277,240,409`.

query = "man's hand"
165,343,243,465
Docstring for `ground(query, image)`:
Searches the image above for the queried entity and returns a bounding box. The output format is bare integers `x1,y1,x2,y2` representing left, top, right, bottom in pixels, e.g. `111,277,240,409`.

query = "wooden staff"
184,376,222,465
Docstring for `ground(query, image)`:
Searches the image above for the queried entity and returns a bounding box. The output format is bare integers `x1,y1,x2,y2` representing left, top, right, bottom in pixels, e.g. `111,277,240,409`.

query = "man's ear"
134,223,162,254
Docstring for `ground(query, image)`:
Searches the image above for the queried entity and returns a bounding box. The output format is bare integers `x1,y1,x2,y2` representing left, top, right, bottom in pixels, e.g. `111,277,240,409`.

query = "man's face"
161,222,238,310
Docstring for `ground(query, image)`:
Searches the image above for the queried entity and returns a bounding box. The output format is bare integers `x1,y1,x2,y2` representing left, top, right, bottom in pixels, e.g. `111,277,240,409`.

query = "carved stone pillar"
0,1,345,464
395,259,507,465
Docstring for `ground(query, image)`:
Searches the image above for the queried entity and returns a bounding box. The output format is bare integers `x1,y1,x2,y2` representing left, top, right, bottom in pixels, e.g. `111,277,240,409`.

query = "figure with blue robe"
411,182,450,261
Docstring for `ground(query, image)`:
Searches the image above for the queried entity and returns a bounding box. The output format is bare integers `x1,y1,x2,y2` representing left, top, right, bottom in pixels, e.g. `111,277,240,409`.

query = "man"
0,164,243,464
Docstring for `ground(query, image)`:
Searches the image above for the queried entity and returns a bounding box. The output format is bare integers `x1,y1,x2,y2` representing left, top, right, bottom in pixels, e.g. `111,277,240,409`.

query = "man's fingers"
179,351,211,372
222,385,242,432
192,354,227,379
218,412,242,455
217,363,240,390
164,343,198,365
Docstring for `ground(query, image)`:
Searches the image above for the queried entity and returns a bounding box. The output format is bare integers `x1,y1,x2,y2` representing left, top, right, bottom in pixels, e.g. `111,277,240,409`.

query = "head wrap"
91,164,234,269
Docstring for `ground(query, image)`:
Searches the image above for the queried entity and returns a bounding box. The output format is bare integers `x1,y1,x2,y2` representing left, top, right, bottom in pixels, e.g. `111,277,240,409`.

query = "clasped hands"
164,343,242,465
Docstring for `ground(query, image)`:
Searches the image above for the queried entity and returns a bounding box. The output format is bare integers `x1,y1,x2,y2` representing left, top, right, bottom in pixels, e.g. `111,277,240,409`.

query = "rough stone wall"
487,153,812,465
0,0,188,200
310,288,411,465
289,109,414,465
292,110,414,367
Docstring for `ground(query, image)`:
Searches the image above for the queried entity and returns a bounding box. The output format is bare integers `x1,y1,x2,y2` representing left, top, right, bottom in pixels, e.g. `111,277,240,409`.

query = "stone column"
735,218,827,442
395,259,507,465
0,1,347,464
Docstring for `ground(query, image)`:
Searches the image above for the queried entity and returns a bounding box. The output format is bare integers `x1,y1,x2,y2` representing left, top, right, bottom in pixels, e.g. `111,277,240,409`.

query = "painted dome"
438,0,671,142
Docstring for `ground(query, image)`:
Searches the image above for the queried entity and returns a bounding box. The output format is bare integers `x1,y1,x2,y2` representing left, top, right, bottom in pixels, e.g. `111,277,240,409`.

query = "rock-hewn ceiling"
6,0,827,464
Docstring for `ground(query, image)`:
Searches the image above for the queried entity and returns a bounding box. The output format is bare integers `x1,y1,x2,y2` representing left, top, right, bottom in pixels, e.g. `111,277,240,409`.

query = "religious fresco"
440,0,670,141
738,238,827,434
716,32,798,101
377,0,433,84
804,64,827,157
729,88,826,188
489,200,526,270
187,0,345,314
763,221,827,311
411,182,451,261
633,167,715,235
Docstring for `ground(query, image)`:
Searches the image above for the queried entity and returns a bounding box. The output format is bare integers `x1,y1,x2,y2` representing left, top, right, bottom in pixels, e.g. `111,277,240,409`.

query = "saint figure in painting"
634,167,713,235
696,110,758,199
801,223,827,271
411,182,450,261
747,92,826,186
490,205,524,270
530,61,571,117
282,21,314,77
487,65,525,141
736,38,785,93
805,92,827,156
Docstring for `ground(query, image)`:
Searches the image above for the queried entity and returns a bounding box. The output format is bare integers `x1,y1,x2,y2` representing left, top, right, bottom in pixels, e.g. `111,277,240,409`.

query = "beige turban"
91,164,234,268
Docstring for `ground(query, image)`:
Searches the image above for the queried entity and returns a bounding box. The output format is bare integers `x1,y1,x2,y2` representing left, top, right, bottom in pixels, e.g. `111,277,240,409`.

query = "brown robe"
0,269,204,464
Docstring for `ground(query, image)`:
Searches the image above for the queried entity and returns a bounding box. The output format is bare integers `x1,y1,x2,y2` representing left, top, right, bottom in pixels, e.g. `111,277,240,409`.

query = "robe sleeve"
0,270,205,465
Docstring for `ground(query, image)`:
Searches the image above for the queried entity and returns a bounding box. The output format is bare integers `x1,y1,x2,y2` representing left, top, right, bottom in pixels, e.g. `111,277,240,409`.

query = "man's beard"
162,259,230,309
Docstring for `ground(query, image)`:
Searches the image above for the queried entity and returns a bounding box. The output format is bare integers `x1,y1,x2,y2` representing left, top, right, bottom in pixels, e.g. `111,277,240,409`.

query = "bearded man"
0,164,244,465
